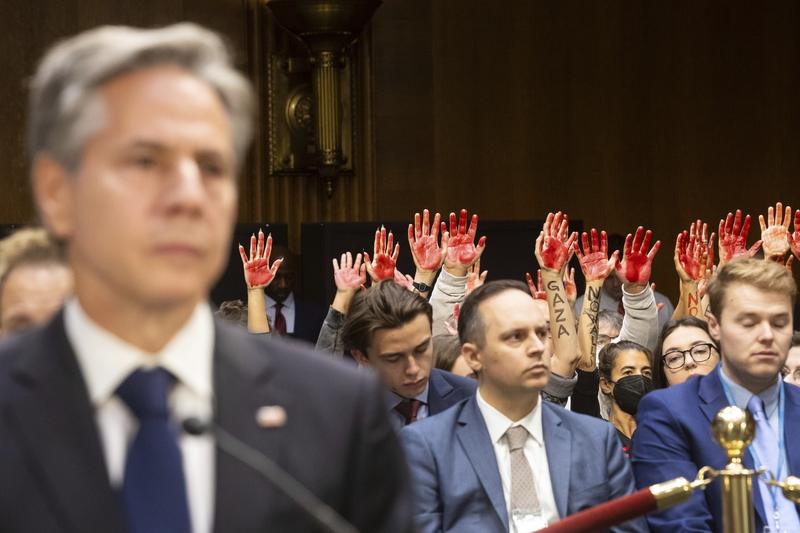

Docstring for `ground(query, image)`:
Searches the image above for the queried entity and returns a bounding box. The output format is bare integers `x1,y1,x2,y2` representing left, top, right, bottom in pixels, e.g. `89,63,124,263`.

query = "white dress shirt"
266,292,295,334
64,298,215,533
476,389,559,530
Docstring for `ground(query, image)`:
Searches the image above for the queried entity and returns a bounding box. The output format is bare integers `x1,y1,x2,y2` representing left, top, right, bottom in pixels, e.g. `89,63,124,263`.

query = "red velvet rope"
537,487,657,533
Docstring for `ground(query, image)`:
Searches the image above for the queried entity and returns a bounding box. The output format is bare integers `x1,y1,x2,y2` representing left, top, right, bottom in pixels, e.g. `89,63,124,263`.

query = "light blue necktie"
747,395,800,533
117,368,192,533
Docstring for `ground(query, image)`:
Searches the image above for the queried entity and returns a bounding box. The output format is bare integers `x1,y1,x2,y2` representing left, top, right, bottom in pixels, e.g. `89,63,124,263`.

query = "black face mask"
612,375,655,416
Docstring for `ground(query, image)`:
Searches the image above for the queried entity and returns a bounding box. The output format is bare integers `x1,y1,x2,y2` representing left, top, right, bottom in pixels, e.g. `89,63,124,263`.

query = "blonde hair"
707,258,797,319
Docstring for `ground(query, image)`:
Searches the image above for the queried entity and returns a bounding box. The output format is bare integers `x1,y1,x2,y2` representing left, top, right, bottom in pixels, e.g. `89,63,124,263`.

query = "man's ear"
707,313,721,344
351,349,370,367
461,342,482,374
32,154,74,240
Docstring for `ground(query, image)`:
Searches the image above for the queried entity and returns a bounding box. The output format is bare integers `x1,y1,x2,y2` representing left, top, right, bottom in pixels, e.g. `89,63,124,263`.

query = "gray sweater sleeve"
542,371,579,406
430,268,468,337
614,285,659,353
314,306,347,358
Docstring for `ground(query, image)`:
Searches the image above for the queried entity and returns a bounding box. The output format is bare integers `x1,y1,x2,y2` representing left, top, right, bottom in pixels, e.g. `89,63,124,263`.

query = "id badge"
511,510,548,532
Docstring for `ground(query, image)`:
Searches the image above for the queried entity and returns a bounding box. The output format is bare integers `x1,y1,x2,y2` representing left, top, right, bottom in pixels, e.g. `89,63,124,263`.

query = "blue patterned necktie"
117,368,192,533
747,394,800,532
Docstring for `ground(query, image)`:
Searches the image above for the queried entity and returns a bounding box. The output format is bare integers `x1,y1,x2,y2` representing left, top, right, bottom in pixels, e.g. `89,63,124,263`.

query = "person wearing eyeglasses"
656,317,721,387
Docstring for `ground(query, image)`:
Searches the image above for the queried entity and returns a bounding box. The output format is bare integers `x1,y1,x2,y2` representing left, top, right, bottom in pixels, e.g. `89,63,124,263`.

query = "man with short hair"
0,228,72,337
342,280,475,430
633,258,800,532
400,280,646,532
0,23,411,533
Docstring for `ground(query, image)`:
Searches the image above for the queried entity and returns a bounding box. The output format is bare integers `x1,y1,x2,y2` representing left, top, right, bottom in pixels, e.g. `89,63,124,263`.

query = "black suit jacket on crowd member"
288,298,328,344
0,312,413,533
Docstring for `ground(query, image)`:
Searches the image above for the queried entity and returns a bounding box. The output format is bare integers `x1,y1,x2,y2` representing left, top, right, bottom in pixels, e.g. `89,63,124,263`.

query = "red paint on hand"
239,230,282,289
718,210,760,264
445,209,485,266
616,226,660,284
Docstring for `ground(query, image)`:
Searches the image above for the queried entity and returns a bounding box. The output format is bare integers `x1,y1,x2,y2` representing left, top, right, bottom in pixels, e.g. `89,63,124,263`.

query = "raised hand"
444,209,486,275
792,210,800,261
408,209,449,272
674,220,714,282
394,269,415,291
615,226,661,285
333,252,366,292
759,202,792,261
718,210,761,266
535,211,577,272
239,229,283,289
525,270,547,300
465,258,488,297
574,228,618,281
364,226,400,282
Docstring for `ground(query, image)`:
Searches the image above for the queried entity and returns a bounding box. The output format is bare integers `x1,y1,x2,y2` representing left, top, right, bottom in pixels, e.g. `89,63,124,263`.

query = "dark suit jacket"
427,368,476,416
288,297,328,344
0,313,413,533
632,367,800,532
400,395,647,533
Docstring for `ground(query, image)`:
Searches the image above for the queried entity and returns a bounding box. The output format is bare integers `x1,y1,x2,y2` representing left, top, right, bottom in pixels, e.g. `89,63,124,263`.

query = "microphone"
182,417,359,533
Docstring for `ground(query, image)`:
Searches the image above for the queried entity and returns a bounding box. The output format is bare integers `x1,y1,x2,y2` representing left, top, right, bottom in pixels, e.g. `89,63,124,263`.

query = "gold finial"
712,406,755,463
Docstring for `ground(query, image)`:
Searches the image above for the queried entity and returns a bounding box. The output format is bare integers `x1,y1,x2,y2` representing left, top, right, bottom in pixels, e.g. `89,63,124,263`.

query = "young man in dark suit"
342,280,476,430
0,23,411,533
633,258,800,532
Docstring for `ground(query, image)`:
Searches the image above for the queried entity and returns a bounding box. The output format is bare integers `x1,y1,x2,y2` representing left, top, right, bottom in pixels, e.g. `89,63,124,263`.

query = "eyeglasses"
662,343,717,370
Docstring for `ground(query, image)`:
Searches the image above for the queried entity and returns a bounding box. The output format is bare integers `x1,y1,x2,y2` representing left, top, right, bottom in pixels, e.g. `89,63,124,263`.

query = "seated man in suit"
342,280,476,430
0,23,411,533
633,257,800,532
400,280,647,532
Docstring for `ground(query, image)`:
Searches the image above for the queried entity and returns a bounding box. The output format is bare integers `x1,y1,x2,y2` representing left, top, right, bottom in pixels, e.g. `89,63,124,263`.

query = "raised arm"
672,220,714,322
759,201,792,262
430,209,486,336
315,251,366,356
614,226,662,352
717,209,761,267
407,208,449,299
535,211,579,378
239,229,283,334
574,228,618,371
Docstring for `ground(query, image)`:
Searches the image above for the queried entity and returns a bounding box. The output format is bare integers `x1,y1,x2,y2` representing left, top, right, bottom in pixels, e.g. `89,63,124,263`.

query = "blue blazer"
427,368,476,416
400,395,647,533
632,368,800,532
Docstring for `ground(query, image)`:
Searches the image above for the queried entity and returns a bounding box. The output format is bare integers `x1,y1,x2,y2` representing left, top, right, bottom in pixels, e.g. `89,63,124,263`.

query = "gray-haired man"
0,24,412,533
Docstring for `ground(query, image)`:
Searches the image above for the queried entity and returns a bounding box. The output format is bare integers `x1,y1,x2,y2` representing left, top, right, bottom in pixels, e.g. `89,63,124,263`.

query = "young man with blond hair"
633,258,800,532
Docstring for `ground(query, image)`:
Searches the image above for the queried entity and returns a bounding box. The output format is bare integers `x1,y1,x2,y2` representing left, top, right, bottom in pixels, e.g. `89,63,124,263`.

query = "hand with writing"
790,210,800,261
465,258,488,297
364,226,399,282
525,270,547,300
718,210,761,266
615,226,661,286
574,228,618,281
239,229,283,289
333,252,366,293
408,209,449,273
759,202,792,261
535,211,577,272
444,209,486,276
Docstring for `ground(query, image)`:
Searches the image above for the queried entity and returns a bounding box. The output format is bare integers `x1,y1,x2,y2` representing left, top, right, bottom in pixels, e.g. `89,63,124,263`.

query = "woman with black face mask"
598,340,655,457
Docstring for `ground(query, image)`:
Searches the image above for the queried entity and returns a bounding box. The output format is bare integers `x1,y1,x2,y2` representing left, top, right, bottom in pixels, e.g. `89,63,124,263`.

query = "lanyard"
718,366,786,523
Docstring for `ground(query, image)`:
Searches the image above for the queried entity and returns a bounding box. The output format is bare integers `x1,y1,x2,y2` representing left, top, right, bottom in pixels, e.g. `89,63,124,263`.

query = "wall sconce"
264,0,381,195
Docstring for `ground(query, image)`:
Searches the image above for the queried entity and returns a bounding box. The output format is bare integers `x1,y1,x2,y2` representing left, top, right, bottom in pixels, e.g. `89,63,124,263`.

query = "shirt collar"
64,297,215,406
719,364,782,416
386,381,429,409
476,388,543,446
266,292,294,310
